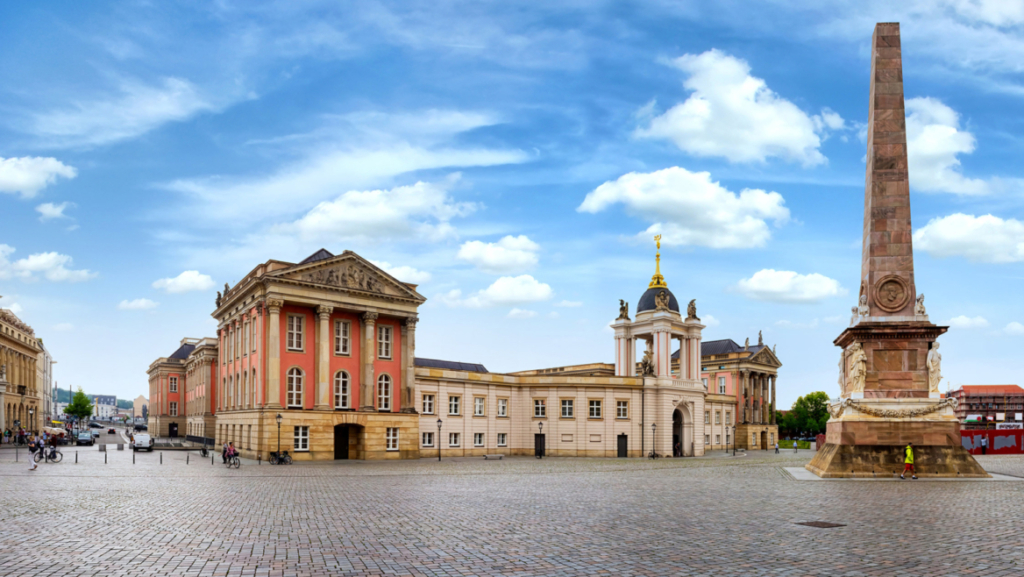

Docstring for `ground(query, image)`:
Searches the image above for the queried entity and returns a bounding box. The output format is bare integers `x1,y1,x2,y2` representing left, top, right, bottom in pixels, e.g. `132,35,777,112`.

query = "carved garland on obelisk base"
828,397,958,419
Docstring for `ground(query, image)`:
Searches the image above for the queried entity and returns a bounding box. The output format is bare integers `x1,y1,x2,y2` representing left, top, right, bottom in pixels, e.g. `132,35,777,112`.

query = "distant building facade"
1,306,43,432
133,395,148,423
950,385,1024,429
37,340,55,425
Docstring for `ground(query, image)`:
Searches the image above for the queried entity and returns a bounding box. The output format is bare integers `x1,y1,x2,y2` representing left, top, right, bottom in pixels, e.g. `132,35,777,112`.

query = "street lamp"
436,418,442,462
28,408,34,435
537,421,543,459
651,422,657,457
764,426,769,451
275,413,283,462
732,425,737,457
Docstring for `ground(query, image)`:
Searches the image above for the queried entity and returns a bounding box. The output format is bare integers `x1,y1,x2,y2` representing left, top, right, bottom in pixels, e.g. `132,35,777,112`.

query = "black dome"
636,287,679,313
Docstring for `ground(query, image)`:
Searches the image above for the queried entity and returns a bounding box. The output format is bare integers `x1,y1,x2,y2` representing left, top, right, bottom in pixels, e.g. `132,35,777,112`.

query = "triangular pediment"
749,346,782,368
272,251,425,302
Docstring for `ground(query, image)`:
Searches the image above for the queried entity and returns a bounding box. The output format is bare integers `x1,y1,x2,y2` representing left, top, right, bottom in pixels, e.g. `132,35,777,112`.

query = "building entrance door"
168,423,178,437
334,425,350,460
760,431,768,451
617,434,628,458
534,433,545,458
673,409,683,457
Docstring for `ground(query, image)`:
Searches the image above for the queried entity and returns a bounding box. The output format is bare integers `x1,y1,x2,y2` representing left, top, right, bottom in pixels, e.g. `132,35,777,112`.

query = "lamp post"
275,413,283,462
537,421,543,459
763,426,769,451
732,425,737,457
29,408,34,435
436,418,442,462
651,422,657,457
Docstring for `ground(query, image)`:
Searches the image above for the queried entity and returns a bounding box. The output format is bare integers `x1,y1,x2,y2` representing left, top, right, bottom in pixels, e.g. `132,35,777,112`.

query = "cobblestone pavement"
2,448,1023,576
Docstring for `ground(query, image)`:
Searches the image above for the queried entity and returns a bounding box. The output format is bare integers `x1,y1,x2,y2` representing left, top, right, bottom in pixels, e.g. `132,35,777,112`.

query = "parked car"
133,424,148,432
76,432,94,446
132,433,154,452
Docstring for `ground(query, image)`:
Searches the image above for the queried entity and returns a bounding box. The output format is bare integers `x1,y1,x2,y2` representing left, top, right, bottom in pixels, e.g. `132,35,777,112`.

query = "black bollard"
75,451,78,463
211,454,214,466
187,453,190,465
160,452,163,465
105,452,107,464
258,454,261,466
15,447,17,462
133,451,135,465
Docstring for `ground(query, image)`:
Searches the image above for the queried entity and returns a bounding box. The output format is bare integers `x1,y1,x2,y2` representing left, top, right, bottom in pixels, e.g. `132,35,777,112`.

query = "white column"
401,318,417,413
266,299,283,408
361,312,378,411
316,306,332,409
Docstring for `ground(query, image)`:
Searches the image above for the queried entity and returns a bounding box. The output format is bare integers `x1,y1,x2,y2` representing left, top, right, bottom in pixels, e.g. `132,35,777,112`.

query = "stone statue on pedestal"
857,294,869,319
617,300,629,320
654,290,669,311
743,338,749,351
687,299,699,320
758,331,763,346
847,342,866,394
837,353,845,394
927,342,942,394
915,294,927,316
639,342,655,376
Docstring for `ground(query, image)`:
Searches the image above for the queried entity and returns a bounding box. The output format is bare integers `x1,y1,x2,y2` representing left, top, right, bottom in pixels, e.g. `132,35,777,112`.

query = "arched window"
377,374,392,411
227,376,233,407
334,371,350,409
287,368,303,408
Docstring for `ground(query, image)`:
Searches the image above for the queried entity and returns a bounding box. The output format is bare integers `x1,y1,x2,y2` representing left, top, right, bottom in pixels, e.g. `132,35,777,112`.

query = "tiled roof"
415,358,488,373
955,385,1024,395
671,338,765,360
298,248,334,265
169,343,197,360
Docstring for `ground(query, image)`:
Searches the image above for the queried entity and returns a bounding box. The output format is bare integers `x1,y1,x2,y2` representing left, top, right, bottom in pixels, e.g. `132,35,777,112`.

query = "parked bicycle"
34,446,63,463
647,451,662,460
199,446,209,458
269,450,292,465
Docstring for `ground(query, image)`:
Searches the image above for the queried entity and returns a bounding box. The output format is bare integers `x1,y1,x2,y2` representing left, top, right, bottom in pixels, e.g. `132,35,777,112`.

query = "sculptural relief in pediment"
301,263,387,294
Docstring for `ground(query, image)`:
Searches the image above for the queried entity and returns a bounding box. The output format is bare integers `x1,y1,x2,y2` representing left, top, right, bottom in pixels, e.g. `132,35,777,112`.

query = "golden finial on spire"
649,234,667,288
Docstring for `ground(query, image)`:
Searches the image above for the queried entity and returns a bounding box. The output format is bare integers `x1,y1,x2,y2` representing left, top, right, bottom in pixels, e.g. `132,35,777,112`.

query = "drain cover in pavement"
796,521,846,528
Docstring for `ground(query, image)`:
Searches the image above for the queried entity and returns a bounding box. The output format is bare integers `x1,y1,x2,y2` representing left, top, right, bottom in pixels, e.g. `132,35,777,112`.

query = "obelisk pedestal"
806,23,986,478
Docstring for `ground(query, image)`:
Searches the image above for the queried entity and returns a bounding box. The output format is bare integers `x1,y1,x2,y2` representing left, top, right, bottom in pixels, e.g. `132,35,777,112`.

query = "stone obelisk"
806,23,986,478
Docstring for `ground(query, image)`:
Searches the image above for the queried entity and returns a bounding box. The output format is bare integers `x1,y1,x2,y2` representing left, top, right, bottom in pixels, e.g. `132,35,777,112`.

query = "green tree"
64,389,95,427
789,392,830,435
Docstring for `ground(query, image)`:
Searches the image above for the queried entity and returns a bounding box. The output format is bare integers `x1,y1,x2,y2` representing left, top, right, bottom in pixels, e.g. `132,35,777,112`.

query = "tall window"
334,320,351,355
334,371,350,409
534,399,546,418
497,399,508,417
705,435,710,445
242,372,248,408
617,401,628,419
377,325,392,359
287,315,304,351
252,320,257,353
294,426,309,451
715,411,721,425
561,399,573,418
287,368,303,408
251,369,256,406
718,377,726,394
589,400,602,418
243,322,249,355
704,411,710,424
474,432,484,447
227,376,233,406
726,411,732,426
715,434,721,445
228,329,233,359
497,433,507,447
449,395,460,415
386,428,399,451
422,432,434,447
422,394,434,414
474,397,485,416
377,374,392,411
169,377,178,392
448,432,460,447
701,377,708,389
169,402,178,416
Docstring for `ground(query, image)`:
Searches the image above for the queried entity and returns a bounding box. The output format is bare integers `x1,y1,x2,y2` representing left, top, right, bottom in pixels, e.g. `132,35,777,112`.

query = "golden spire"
649,234,667,288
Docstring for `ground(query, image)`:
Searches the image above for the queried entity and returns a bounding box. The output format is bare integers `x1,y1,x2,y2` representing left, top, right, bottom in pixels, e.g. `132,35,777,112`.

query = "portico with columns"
696,336,780,451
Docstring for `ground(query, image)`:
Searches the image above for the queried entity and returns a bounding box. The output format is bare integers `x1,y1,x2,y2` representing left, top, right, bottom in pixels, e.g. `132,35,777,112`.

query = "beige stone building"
133,395,148,422
1,305,43,433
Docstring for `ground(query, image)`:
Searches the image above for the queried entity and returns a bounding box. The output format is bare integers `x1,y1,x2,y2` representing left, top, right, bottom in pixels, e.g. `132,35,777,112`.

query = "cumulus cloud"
775,319,820,330
507,308,537,319
905,97,987,195
438,275,553,308
555,300,583,307
945,0,1024,27
735,269,846,303
1005,322,1024,336
152,270,216,293
945,315,989,329
36,201,75,221
275,179,476,243
0,157,77,199
457,235,540,274
371,261,431,284
914,213,1024,263
636,49,839,166
702,314,721,328
28,77,215,148
118,298,159,311
578,166,790,248
0,244,96,282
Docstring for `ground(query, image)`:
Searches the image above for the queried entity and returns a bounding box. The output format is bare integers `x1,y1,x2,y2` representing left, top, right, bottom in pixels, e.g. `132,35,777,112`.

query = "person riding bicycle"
226,442,238,460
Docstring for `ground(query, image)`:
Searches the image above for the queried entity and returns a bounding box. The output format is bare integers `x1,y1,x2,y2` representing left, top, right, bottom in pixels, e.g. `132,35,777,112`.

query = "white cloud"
945,0,1024,27
507,308,537,319
152,270,215,293
28,77,215,148
439,275,553,308
945,315,989,329
457,235,540,274
636,49,838,166
702,314,720,327
914,214,1024,263
0,157,77,199
735,269,846,303
53,323,74,332
905,97,987,195
555,300,583,307
0,244,96,282
1005,322,1024,336
775,319,820,330
36,202,75,221
7,303,23,315
579,166,790,248
275,178,476,243
371,261,432,284
118,298,159,311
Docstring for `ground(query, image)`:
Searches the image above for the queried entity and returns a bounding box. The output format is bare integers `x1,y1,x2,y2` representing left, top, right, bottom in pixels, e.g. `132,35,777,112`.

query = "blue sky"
2,1,1024,407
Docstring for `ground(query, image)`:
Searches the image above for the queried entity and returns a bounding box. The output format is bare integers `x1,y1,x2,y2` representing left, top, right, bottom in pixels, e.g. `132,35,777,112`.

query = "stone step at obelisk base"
806,22,986,478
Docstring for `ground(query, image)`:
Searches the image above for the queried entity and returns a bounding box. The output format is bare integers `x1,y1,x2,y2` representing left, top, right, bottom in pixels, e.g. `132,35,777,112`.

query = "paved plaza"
2,449,1023,576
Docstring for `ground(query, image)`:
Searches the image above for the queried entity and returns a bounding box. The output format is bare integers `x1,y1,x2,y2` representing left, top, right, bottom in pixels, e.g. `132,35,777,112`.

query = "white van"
132,433,154,452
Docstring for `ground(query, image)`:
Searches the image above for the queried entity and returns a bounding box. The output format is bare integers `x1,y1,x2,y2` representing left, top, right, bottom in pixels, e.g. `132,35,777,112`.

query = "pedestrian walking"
900,442,917,480
28,436,39,471
793,440,798,453
222,441,229,464
774,442,779,454
980,436,988,455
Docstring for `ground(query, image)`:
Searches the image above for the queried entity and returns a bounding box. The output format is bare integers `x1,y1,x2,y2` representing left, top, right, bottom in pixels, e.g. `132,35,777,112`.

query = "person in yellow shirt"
900,442,917,480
